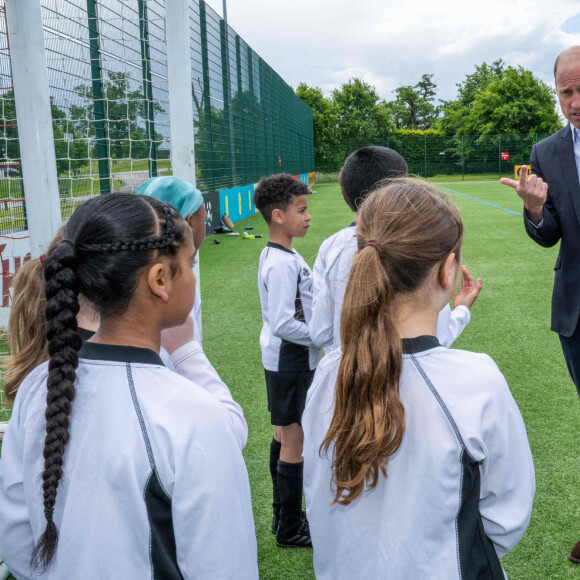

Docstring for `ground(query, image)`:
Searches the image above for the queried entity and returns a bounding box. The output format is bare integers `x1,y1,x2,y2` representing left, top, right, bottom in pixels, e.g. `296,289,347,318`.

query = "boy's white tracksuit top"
302,337,535,580
310,225,471,351
0,341,258,580
258,242,321,372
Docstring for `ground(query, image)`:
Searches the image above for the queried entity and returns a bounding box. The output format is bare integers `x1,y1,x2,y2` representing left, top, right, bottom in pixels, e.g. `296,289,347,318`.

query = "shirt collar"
402,335,441,354
79,341,165,366
572,124,580,145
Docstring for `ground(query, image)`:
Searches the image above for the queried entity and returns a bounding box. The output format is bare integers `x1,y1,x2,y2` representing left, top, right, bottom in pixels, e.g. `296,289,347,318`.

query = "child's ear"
147,262,170,303
271,208,284,225
439,252,457,290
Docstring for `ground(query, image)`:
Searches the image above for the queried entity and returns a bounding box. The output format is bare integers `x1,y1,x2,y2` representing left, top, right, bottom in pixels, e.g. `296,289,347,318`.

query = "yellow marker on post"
514,165,532,180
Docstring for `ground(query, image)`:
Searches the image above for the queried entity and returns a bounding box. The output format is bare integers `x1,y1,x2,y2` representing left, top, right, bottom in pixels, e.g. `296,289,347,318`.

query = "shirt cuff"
524,209,543,228
527,218,543,229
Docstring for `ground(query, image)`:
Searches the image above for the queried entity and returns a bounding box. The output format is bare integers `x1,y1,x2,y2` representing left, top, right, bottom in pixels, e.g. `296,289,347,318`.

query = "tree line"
296,60,564,174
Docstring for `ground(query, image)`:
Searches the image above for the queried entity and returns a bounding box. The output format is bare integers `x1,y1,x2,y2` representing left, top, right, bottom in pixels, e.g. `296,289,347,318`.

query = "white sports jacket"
0,342,257,579
258,242,321,372
310,225,471,352
303,337,535,580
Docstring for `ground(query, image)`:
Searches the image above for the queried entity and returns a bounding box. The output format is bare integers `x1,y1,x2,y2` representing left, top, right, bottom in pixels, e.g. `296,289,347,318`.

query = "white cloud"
207,0,580,101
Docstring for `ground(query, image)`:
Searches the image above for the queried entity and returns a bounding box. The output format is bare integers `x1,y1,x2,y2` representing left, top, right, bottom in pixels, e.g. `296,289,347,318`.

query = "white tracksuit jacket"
302,336,535,580
258,242,321,372
0,341,257,579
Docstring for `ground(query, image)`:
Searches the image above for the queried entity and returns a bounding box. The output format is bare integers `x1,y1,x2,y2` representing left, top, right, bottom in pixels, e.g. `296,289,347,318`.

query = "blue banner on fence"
299,173,309,186
219,184,255,224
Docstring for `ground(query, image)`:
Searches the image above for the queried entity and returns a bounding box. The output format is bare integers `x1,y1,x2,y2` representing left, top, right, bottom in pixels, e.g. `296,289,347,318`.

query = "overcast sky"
205,0,580,103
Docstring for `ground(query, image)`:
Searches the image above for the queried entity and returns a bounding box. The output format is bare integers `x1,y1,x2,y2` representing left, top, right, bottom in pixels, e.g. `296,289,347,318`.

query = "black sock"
277,459,303,534
270,438,282,518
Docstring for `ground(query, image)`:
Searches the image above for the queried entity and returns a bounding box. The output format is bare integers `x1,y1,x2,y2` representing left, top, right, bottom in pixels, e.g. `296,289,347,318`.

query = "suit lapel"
559,124,580,226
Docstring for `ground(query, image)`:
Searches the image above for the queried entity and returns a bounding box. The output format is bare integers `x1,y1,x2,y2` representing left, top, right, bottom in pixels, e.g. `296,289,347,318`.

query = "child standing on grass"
310,146,482,353
0,194,257,578
302,179,535,579
253,174,321,548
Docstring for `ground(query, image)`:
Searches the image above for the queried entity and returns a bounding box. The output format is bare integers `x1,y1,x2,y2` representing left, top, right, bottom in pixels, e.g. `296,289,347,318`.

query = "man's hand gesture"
500,165,547,225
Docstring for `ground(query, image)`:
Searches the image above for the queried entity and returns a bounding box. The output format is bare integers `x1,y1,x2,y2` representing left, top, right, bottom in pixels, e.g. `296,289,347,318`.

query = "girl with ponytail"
3,229,99,404
0,194,257,579
302,178,535,580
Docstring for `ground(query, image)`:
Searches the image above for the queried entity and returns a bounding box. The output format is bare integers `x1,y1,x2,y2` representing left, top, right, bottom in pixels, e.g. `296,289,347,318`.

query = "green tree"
440,61,562,135
331,78,393,139
387,74,440,130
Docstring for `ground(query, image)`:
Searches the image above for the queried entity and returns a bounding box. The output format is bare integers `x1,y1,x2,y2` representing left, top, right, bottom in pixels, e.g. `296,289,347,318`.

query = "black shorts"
265,369,315,426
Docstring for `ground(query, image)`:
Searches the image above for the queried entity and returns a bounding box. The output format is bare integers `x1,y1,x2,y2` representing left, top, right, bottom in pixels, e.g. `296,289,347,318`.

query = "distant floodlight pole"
6,0,62,256
223,0,237,186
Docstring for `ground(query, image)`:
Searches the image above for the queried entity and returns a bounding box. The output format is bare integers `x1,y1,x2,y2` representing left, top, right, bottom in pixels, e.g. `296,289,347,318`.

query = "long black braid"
32,195,184,572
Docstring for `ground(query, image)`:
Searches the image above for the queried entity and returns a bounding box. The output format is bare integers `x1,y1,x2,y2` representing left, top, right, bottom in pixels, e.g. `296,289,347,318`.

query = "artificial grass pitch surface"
199,180,580,580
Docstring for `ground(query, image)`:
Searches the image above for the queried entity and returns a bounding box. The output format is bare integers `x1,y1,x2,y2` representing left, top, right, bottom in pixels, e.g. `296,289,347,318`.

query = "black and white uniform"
302,337,535,580
258,242,321,373
0,342,257,579
310,226,471,352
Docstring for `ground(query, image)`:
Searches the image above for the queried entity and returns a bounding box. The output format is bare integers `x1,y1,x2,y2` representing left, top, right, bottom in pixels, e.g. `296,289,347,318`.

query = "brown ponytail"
321,178,463,505
3,230,64,403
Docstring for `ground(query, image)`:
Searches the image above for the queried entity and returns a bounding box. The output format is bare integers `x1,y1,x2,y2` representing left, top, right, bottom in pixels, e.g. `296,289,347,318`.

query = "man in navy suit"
501,45,580,565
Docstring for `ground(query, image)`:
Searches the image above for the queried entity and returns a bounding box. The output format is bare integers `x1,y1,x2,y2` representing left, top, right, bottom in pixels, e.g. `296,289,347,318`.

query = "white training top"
302,337,535,580
258,242,322,372
0,342,258,580
160,339,248,450
310,226,471,352
191,290,202,344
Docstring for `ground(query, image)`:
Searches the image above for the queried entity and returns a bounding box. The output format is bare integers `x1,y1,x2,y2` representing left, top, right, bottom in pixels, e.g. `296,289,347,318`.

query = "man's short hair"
341,146,408,212
253,173,310,224
554,46,580,79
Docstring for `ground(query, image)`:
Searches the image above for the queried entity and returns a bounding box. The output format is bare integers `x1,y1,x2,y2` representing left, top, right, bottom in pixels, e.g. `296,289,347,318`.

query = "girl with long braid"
3,227,247,450
302,179,535,579
0,194,257,579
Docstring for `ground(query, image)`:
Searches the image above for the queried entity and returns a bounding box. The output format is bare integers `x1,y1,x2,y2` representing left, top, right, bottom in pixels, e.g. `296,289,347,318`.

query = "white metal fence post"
165,0,201,334
5,0,62,256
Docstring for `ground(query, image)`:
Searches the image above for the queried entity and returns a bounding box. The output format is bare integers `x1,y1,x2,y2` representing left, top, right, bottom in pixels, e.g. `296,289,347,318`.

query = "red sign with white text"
500,152,509,161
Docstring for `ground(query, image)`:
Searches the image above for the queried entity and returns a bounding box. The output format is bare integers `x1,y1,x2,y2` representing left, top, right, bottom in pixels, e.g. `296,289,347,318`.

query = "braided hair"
32,194,186,571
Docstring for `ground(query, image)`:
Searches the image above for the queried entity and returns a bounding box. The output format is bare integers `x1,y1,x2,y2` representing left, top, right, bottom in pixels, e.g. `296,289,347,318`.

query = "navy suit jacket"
526,124,580,337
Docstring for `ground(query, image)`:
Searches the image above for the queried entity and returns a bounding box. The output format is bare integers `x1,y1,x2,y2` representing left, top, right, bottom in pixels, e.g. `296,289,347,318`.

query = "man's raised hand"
500,165,547,224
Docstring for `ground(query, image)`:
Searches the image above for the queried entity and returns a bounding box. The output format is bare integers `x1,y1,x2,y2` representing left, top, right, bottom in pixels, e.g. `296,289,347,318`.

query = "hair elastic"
39,254,47,266
61,239,76,250
365,240,384,257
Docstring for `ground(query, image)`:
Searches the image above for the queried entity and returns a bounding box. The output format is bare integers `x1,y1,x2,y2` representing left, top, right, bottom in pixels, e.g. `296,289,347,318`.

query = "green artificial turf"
200,181,580,579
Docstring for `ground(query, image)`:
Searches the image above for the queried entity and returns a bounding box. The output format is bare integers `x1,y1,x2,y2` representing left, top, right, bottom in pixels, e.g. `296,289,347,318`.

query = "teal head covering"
136,176,204,218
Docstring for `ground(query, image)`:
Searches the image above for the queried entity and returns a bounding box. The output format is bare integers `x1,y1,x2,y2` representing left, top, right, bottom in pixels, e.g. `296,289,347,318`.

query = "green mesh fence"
40,0,171,219
0,0,25,234
0,0,314,235
315,134,552,180
189,0,314,192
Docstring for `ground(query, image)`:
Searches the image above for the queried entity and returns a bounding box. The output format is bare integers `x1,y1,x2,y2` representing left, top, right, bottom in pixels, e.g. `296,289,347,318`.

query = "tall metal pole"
222,0,236,186
498,134,501,179
461,135,465,181
86,0,110,194
166,0,196,185
6,0,62,255
137,0,157,177
166,0,200,332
